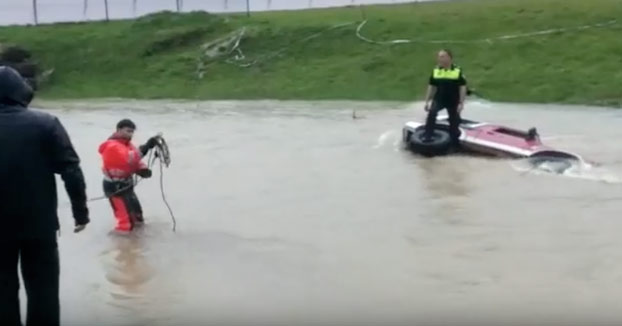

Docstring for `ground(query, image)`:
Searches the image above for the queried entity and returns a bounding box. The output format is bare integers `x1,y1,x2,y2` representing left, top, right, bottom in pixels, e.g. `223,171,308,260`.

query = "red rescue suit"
98,133,149,232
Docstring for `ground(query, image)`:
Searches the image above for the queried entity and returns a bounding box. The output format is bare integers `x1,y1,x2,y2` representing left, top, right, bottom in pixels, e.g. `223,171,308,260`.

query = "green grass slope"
0,0,620,105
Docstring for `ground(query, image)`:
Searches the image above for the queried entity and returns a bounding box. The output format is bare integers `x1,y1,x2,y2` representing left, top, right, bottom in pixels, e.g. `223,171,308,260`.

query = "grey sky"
0,0,426,26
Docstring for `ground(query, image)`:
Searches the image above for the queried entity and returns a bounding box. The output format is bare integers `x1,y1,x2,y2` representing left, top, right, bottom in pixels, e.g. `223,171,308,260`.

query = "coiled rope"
150,135,177,232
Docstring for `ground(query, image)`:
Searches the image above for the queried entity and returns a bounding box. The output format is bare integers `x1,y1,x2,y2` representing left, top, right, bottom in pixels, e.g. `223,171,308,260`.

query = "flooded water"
1,0,431,26
20,99,622,325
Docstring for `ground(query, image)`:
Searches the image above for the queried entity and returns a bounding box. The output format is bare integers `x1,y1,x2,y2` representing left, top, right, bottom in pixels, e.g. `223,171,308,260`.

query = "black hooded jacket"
0,67,89,239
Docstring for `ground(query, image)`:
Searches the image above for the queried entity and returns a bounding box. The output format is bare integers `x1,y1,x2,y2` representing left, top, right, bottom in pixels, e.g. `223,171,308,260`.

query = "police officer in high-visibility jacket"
423,49,468,148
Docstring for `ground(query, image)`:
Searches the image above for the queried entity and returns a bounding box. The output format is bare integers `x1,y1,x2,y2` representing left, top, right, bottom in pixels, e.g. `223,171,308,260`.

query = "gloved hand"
136,168,152,178
144,136,160,150
139,136,160,157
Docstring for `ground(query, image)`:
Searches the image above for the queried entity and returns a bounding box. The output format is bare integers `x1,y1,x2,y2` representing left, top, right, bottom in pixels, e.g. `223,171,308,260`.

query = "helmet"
0,66,34,107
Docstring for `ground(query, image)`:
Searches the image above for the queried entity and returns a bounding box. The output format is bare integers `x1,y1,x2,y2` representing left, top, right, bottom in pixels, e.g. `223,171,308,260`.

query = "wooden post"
246,0,250,17
104,0,109,21
32,0,38,25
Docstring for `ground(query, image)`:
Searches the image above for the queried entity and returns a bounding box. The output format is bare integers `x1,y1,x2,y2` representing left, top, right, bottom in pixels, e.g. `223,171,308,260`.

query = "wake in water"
510,158,622,184
373,130,401,151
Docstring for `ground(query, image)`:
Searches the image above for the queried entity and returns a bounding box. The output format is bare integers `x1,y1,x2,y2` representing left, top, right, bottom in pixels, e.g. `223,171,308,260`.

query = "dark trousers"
103,180,144,232
0,237,60,326
424,101,461,147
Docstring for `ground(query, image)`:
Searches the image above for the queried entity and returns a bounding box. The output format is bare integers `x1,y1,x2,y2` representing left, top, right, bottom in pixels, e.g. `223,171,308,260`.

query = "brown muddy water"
19,99,622,325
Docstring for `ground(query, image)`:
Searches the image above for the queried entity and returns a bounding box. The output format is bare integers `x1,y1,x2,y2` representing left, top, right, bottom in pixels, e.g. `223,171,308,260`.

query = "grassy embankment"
0,0,620,106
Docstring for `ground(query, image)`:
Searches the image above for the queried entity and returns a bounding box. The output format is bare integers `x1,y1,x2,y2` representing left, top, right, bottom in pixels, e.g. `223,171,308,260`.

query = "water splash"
373,130,400,150
539,134,585,141
510,158,622,184
562,165,622,184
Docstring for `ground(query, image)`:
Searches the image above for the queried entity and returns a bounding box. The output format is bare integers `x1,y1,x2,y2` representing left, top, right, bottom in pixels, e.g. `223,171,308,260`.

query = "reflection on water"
42,99,622,325
418,156,470,198
104,233,152,297
417,156,472,226
100,230,154,324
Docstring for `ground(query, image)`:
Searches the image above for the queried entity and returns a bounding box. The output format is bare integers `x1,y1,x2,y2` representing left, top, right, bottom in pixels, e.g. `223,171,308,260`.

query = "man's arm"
458,70,468,111
135,143,154,178
48,117,90,228
424,74,437,110
459,85,467,104
424,85,437,105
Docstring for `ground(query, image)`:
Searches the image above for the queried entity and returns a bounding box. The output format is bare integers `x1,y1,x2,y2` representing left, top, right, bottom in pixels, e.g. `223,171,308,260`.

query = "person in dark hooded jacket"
0,66,90,326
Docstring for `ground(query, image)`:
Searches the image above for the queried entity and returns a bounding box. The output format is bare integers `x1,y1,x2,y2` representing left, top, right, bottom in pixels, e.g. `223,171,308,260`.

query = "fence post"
83,0,88,19
246,0,250,17
32,0,38,25
104,0,109,21
359,4,366,20
133,0,137,17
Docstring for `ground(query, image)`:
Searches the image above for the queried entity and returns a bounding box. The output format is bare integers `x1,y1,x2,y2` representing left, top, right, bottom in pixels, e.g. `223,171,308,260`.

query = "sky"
0,0,428,26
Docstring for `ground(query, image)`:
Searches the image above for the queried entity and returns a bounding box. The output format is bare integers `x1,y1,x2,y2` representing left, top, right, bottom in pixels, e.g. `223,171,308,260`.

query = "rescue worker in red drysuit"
98,119,159,233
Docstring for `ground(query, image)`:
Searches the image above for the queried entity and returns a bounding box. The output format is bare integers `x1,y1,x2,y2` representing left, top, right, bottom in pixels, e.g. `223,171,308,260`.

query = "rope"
87,178,139,202
158,155,176,232
153,135,177,232
197,28,247,78
224,22,357,68
201,18,618,71
355,19,619,45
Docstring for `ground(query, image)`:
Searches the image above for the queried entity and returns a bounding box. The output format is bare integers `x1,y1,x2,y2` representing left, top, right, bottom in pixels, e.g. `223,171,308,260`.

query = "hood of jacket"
98,132,132,154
